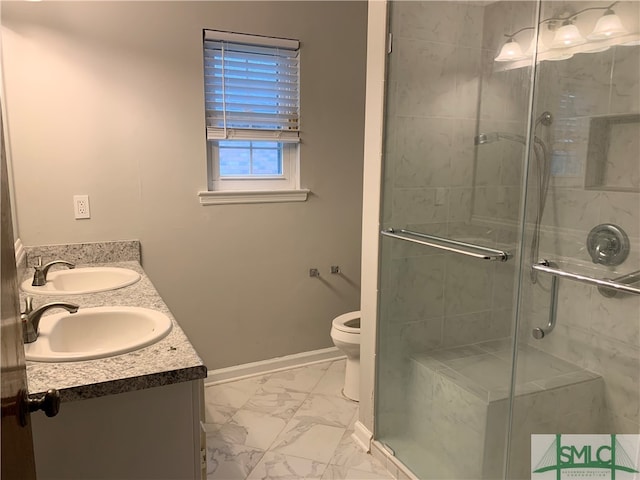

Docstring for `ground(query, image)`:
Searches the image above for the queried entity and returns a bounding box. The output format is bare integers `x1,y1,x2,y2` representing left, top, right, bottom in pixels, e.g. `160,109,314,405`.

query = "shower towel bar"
532,262,640,296
598,269,640,298
380,228,511,262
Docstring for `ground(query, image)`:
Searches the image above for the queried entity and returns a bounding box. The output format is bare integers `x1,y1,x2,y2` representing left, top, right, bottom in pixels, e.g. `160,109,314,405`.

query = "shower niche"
585,113,640,192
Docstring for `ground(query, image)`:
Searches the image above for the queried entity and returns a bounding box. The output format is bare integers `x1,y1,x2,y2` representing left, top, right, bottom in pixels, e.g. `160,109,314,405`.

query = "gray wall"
2,1,368,369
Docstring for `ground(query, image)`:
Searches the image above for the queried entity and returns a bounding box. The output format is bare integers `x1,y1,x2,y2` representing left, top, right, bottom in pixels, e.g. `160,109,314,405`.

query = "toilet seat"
332,311,360,334
330,310,361,401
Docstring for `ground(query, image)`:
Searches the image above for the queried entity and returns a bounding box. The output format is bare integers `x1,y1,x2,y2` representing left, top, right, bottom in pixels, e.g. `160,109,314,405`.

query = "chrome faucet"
21,297,79,343
32,257,75,286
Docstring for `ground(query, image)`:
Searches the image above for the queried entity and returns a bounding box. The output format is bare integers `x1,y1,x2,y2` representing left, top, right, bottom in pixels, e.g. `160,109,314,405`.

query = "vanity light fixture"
495,1,632,64
587,8,629,40
495,38,527,62
550,21,586,48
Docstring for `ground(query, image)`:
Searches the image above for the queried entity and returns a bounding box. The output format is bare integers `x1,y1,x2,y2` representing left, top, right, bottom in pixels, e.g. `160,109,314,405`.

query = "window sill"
198,189,310,205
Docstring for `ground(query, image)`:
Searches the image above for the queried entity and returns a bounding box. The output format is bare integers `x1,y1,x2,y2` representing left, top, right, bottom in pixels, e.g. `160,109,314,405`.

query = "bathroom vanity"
20,242,207,480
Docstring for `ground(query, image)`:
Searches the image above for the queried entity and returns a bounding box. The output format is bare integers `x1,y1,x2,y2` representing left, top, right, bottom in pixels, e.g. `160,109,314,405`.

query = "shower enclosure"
374,1,640,478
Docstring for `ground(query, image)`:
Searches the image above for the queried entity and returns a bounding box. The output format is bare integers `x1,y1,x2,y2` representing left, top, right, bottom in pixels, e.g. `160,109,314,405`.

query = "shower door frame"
362,0,640,477
357,0,547,477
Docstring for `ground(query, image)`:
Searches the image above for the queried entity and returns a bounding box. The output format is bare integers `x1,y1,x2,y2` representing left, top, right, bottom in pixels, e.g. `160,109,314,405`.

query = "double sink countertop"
21,259,207,402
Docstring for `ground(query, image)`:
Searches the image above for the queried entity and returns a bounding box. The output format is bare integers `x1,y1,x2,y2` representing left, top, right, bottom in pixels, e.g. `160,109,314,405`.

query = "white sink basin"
21,267,141,295
24,306,172,362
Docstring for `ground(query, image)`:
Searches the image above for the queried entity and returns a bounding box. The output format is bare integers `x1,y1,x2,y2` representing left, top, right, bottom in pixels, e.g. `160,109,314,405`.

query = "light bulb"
495,38,526,62
551,22,586,48
587,10,628,40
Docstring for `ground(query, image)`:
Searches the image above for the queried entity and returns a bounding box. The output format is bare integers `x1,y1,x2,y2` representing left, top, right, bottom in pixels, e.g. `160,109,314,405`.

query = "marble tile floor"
204,359,394,480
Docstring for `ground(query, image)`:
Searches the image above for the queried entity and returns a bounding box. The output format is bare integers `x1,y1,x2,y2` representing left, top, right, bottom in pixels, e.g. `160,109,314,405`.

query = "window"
200,30,308,204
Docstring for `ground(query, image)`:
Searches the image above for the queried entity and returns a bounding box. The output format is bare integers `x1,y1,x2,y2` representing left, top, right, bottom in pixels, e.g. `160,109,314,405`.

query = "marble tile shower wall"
517,1,640,435
377,0,537,433
474,2,538,230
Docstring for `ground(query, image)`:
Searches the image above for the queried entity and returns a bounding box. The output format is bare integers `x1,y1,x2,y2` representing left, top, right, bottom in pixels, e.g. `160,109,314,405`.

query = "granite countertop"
22,261,207,402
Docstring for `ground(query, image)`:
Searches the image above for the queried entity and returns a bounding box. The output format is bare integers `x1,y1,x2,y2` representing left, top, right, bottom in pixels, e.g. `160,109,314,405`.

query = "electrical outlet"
73,195,91,219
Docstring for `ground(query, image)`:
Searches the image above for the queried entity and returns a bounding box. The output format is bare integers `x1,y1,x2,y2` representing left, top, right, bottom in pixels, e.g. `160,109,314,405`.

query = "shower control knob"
586,224,629,266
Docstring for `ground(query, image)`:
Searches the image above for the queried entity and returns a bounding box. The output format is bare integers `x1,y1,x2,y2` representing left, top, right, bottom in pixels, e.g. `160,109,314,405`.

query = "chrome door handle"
532,262,640,296
598,269,640,298
381,228,511,262
531,260,640,340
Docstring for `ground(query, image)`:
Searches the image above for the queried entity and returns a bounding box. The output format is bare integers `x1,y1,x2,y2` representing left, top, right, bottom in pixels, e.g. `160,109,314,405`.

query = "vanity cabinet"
31,379,204,479
19,248,207,480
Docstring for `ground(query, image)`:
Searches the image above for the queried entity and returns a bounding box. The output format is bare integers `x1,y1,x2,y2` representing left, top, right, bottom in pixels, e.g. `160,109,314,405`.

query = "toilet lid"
332,311,360,333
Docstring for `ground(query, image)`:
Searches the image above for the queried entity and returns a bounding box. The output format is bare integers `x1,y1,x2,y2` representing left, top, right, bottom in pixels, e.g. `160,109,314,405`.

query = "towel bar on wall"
380,228,511,262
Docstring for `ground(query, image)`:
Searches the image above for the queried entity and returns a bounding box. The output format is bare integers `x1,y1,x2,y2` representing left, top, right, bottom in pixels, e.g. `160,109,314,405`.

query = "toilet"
330,310,360,401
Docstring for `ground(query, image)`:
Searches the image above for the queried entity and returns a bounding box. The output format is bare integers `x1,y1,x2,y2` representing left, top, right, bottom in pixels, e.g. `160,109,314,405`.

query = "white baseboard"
205,347,345,386
352,421,373,453
14,238,25,266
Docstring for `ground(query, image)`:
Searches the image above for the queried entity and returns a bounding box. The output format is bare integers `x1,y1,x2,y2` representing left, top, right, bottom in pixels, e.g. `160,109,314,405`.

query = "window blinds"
204,30,300,142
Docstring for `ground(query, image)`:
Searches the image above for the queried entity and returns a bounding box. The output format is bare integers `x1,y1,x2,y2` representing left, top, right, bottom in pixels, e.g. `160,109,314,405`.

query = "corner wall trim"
205,347,345,385
352,421,373,453
14,238,25,266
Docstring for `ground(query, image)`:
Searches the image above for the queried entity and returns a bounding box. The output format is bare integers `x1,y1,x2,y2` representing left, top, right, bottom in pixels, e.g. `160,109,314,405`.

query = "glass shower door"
507,1,640,478
375,1,538,478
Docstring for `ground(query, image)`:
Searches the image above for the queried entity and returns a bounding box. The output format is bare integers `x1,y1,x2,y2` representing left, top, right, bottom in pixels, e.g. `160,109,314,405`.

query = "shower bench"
405,340,604,479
